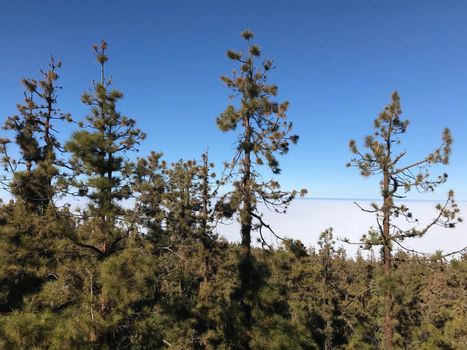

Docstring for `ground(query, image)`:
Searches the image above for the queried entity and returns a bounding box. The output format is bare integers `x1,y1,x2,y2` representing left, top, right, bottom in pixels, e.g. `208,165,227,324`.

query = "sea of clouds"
215,198,467,258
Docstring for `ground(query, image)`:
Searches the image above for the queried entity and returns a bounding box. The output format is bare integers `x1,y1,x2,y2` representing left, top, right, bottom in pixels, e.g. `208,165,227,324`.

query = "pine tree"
1,56,70,210
0,57,71,316
345,250,379,349
65,41,146,258
195,152,218,291
317,228,347,350
347,91,461,350
132,151,223,347
132,151,167,244
62,41,150,346
215,30,304,347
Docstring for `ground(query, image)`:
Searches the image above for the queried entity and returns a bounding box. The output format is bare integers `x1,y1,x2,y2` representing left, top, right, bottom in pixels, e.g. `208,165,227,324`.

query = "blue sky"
0,0,466,200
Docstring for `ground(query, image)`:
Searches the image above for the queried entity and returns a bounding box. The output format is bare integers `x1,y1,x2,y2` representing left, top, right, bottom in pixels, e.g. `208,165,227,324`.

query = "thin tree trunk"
239,115,253,350
241,115,252,258
44,94,53,207
382,170,394,350
201,152,211,286
323,248,333,350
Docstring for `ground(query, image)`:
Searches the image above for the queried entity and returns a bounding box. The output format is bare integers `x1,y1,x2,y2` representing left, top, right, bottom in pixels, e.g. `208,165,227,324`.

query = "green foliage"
1,56,70,210
216,30,303,246
66,41,145,226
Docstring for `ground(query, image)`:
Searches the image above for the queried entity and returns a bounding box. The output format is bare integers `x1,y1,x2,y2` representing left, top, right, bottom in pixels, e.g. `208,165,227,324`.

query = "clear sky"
1,0,466,200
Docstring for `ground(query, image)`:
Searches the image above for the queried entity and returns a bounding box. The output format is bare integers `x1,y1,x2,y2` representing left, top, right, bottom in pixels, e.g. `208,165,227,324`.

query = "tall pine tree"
347,91,461,350
0,57,70,315
65,41,146,258
216,29,304,348
1,56,70,210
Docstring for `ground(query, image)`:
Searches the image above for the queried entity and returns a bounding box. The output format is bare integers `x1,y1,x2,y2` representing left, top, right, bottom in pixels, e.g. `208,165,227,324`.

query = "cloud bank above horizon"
216,198,467,257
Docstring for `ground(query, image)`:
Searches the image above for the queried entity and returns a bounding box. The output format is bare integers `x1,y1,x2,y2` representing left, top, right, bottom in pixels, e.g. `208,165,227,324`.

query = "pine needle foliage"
215,29,306,350
65,41,146,258
1,56,70,210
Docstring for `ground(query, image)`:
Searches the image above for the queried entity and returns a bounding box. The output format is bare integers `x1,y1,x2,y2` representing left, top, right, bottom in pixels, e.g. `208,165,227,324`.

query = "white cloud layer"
216,199,467,257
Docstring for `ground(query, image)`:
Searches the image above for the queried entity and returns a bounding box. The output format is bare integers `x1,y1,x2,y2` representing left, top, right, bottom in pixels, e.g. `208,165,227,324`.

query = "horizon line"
299,196,467,203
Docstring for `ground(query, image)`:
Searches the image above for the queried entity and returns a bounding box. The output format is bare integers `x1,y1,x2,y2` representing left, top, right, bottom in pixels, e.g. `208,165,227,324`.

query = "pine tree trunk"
383,244,393,350
382,170,394,350
43,96,53,207
323,249,332,350
241,115,252,261
239,115,253,350
201,154,211,286
324,319,332,350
